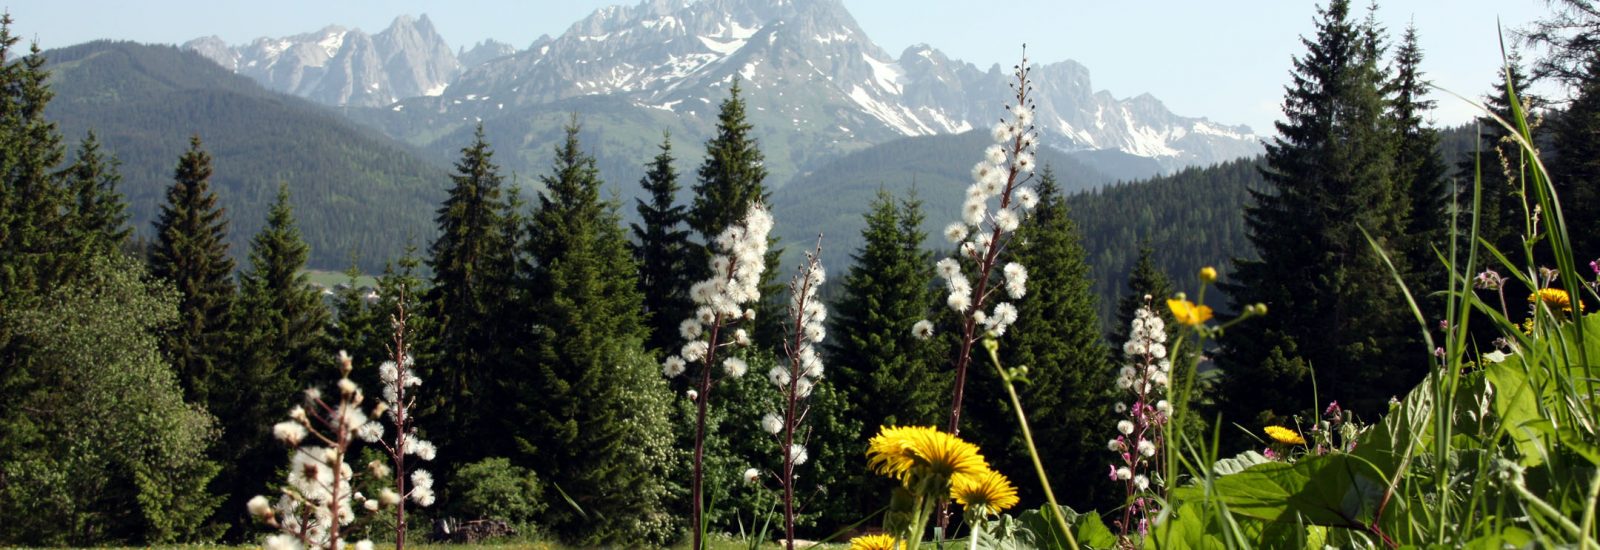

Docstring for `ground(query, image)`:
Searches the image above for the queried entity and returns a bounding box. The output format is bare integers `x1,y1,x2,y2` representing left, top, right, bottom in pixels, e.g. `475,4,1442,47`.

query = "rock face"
184,14,459,107
188,0,1260,169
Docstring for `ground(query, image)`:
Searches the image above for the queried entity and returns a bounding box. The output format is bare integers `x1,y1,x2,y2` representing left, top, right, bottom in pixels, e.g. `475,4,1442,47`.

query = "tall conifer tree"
984,167,1115,510
1219,0,1415,425
1551,54,1600,261
514,118,676,545
631,133,694,353
217,183,329,535
831,190,946,431
1462,56,1542,265
62,131,129,256
690,80,784,344
422,123,513,466
150,135,235,406
1387,25,1451,302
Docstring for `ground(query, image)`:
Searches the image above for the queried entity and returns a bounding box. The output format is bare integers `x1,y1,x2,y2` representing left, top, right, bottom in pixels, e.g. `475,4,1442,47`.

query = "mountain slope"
184,14,459,107
772,130,1117,270
44,41,448,271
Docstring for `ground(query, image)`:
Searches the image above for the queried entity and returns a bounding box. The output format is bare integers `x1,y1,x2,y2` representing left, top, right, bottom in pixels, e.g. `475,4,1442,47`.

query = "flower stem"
984,339,1079,550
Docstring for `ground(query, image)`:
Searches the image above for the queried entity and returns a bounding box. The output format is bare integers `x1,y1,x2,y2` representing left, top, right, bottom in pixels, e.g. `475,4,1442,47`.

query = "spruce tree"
0,32,70,300
62,131,130,256
149,135,236,406
1551,54,1600,261
977,167,1115,510
1110,244,1180,349
1388,25,1451,305
422,123,513,467
1218,0,1415,426
830,190,946,431
1462,56,1543,265
215,183,330,536
514,118,676,545
631,133,694,354
690,80,784,344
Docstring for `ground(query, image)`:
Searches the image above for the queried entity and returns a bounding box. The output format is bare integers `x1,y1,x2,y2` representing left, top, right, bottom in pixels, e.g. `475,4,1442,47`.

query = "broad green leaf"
1213,450,1273,476
1172,454,1385,529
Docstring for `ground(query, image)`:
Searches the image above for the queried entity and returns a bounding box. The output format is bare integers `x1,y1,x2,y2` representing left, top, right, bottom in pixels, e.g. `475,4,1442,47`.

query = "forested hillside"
43,41,448,271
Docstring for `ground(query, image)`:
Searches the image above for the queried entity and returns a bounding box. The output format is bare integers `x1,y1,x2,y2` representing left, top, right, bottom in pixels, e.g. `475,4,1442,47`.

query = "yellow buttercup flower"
850,534,899,550
1167,298,1214,326
1264,425,1306,446
866,425,988,482
950,468,1019,516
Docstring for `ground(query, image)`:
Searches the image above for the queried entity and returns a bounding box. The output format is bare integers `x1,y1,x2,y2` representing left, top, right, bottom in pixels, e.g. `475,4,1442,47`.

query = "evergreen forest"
5,1,1600,548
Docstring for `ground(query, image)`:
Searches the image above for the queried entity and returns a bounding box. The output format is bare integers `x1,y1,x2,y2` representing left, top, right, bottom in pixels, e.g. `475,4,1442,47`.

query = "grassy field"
303,268,379,289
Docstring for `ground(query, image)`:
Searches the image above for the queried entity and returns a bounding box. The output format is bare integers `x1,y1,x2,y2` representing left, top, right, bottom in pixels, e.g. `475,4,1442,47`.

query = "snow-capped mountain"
185,0,1259,172
415,0,1257,170
184,15,459,107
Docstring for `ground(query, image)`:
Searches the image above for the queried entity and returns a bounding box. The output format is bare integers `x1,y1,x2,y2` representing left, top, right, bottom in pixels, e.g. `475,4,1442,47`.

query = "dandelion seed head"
994,208,1019,232
1117,420,1134,435
743,467,762,485
944,222,969,243
274,421,307,446
723,357,749,378
985,144,1006,165
912,319,935,340
1015,187,1039,210
762,413,784,435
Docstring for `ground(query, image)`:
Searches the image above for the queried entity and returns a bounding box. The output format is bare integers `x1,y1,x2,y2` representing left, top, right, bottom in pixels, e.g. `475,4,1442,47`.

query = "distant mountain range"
182,0,1262,187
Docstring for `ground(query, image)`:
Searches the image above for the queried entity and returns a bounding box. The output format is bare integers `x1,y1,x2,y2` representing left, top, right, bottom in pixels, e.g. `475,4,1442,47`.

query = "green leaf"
1213,450,1273,476
1172,454,1386,530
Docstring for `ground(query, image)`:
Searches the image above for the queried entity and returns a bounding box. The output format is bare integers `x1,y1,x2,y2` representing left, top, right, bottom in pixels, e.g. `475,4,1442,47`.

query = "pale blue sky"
8,1,1558,135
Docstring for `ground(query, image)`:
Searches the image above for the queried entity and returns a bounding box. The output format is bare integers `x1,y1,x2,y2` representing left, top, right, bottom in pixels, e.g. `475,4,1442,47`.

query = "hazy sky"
9,1,1559,135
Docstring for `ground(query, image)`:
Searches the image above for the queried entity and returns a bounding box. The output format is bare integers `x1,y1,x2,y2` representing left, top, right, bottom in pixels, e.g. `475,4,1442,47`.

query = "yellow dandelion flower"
866,425,921,481
1264,425,1306,446
849,534,899,550
1167,298,1214,326
866,425,988,482
950,468,1019,516
1530,288,1583,312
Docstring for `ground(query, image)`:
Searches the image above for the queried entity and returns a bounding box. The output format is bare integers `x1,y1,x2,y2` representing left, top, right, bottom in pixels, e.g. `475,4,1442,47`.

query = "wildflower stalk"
373,291,436,549
775,238,826,550
981,338,1078,550
926,49,1042,534
662,203,772,550
251,351,388,550
944,53,1038,437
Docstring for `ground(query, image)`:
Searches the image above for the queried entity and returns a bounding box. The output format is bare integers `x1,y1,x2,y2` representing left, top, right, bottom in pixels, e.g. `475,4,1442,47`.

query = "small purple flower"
1590,259,1599,276
1263,447,1279,460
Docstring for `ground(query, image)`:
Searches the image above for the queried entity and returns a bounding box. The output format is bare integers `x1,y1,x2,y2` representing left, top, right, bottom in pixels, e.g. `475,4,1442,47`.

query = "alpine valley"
49,0,1266,271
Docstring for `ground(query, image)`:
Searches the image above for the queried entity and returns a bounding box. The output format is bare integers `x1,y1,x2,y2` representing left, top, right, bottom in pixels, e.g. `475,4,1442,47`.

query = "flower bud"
1199,266,1218,283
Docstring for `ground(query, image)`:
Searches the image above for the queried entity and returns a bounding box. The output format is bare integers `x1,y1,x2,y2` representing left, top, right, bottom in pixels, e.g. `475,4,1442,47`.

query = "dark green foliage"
1387,25,1451,309
825,190,948,524
149,135,236,407
0,30,72,302
831,190,948,431
690,80,785,345
453,457,547,527
1218,0,1418,426
513,118,677,545
0,254,220,545
1109,246,1181,349
1070,158,1264,329
1550,54,1600,262
214,184,330,537
991,169,1116,510
61,131,131,255
43,41,448,272
422,124,514,468
631,133,694,354
1460,56,1543,266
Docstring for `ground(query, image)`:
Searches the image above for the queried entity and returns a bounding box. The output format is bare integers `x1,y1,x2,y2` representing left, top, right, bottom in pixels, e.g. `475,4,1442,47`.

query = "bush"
454,457,546,527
